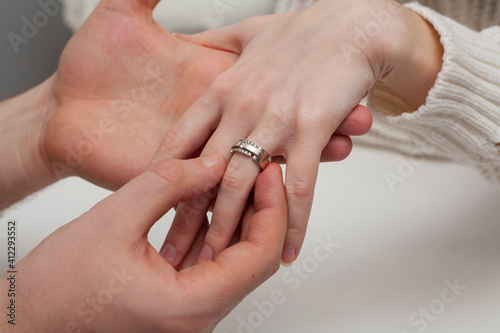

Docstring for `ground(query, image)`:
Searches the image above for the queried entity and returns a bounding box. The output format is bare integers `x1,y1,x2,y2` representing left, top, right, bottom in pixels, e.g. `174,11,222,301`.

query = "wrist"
379,5,444,110
0,77,58,210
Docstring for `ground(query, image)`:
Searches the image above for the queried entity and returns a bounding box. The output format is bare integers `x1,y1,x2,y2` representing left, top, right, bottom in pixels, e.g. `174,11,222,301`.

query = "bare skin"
0,0,371,210
0,156,290,332
159,0,444,265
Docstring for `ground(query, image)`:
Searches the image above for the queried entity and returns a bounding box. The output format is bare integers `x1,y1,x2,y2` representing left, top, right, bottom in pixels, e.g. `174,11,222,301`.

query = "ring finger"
198,132,279,262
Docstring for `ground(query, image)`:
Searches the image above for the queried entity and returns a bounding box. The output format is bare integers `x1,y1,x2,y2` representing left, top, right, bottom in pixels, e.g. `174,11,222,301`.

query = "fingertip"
353,104,373,134
337,105,373,136
200,152,225,169
320,135,353,162
197,244,214,263
254,164,286,210
281,245,297,266
160,243,177,265
245,164,288,255
334,105,372,137
195,153,226,185
256,163,283,188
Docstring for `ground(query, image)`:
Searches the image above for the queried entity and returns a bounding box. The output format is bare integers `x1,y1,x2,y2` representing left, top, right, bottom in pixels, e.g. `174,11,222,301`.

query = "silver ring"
231,139,272,170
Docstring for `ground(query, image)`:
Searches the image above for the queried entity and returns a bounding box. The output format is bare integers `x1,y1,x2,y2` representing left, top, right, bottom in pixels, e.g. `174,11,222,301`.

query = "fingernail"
201,153,222,168
198,244,214,262
281,246,296,266
161,243,177,265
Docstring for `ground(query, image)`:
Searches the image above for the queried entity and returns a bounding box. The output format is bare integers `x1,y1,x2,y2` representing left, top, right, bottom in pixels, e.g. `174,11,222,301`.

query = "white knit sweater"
275,0,500,186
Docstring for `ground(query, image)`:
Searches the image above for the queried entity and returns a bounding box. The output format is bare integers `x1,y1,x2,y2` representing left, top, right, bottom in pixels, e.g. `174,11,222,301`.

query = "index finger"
92,154,225,239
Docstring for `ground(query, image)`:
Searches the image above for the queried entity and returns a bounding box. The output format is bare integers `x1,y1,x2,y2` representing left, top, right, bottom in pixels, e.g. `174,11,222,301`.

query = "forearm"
0,77,57,210
363,3,500,186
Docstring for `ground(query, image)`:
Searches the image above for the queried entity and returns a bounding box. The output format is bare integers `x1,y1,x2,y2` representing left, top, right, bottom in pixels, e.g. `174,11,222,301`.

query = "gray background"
0,0,276,100
0,1,72,100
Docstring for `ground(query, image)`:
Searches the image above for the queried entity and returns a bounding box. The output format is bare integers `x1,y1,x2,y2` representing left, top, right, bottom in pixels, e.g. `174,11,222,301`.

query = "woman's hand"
156,0,442,265
47,0,372,189
0,154,288,332
0,0,373,210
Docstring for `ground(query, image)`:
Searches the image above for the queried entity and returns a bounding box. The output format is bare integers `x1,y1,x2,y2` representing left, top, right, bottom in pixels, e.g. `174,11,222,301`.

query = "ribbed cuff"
368,3,500,167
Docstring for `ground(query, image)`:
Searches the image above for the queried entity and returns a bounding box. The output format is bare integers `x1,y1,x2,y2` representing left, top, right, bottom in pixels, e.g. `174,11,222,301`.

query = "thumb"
174,16,269,54
174,26,244,54
95,154,226,237
183,164,287,307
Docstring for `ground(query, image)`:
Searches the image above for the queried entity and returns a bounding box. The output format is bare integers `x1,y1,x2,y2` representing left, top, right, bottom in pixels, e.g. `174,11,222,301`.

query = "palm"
44,2,237,189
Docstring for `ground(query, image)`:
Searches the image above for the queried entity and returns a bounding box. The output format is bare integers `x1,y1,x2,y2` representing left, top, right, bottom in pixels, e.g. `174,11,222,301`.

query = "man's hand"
1,0,372,209
45,0,372,189
44,0,238,189
0,154,289,332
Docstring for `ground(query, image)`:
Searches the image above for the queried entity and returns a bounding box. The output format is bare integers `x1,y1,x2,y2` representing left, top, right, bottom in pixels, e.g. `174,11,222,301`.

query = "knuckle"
209,74,233,98
236,90,261,111
174,201,201,228
207,222,226,243
287,223,307,241
286,177,313,201
150,160,185,185
221,163,247,192
210,74,266,113
293,113,322,135
271,101,294,123
169,216,193,238
159,126,184,156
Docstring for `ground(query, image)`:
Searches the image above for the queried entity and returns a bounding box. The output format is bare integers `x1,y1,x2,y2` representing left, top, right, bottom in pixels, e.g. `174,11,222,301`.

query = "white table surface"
2,145,499,332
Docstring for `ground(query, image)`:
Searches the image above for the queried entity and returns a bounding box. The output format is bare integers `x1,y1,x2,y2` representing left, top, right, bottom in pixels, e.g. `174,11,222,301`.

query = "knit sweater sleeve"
364,2,500,185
